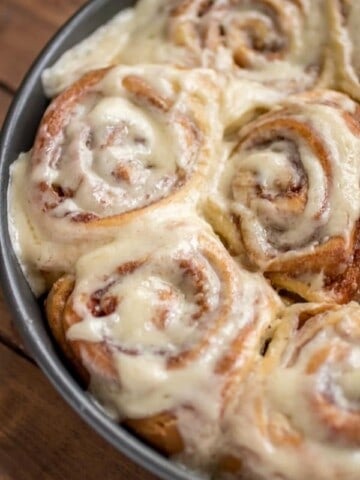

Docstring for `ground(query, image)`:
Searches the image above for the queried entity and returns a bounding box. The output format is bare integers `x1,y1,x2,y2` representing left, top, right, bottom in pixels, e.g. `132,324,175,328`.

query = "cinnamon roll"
44,0,333,97
9,65,220,294
205,89,360,303
167,0,332,91
45,216,282,467
221,302,360,480
330,0,360,101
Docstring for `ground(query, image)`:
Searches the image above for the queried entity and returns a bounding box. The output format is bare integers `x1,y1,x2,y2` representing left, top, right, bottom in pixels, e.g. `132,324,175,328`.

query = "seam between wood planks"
0,81,16,96
0,333,36,364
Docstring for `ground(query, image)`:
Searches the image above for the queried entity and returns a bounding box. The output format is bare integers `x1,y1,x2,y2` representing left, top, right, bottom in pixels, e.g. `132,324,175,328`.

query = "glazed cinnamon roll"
45,216,282,467
205,90,360,303
44,0,332,97
167,0,332,91
330,0,360,101
9,65,219,294
221,302,360,480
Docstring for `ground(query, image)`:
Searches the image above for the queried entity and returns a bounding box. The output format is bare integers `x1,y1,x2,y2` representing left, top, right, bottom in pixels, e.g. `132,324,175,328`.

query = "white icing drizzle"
8,154,110,295
66,217,281,467
9,65,220,294
32,65,213,223
43,0,331,98
346,2,360,81
220,75,285,130
330,0,360,100
223,91,360,268
42,9,135,97
223,302,360,480
32,93,179,217
186,0,329,90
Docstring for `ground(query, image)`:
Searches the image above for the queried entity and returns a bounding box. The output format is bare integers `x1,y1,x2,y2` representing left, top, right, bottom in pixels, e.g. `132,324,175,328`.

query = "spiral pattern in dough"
168,0,330,90
42,0,332,97
206,90,360,302
28,64,218,240
45,216,281,465
221,302,360,480
9,64,220,293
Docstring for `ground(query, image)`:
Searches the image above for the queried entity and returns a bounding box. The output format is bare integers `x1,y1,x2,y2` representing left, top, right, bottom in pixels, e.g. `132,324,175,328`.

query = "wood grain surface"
0,342,157,480
0,292,24,353
0,1,159,478
0,0,88,90
0,89,12,126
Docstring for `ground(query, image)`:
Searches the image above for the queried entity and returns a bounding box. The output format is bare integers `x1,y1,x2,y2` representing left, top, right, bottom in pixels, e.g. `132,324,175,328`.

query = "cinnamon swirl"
163,0,331,91
221,302,360,480
9,65,220,294
45,216,282,467
43,0,333,97
205,89,360,303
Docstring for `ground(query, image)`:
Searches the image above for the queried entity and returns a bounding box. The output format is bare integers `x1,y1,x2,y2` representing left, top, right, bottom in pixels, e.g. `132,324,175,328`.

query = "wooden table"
0,1,157,478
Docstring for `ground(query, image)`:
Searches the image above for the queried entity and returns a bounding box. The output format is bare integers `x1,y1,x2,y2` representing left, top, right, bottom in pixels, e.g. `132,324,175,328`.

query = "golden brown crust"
168,0,331,92
44,222,281,457
125,414,184,456
28,65,216,241
33,68,111,149
169,0,293,64
46,276,184,453
267,221,360,304
206,90,360,304
45,275,90,385
219,302,360,478
273,303,360,447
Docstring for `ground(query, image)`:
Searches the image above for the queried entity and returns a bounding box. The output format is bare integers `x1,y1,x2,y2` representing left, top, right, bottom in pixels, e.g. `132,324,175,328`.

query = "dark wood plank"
0,88,12,128
0,0,87,90
0,290,25,353
9,0,88,27
0,342,158,480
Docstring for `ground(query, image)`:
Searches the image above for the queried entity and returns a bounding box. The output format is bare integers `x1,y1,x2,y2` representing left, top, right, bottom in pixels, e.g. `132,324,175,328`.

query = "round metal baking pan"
0,1,199,478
